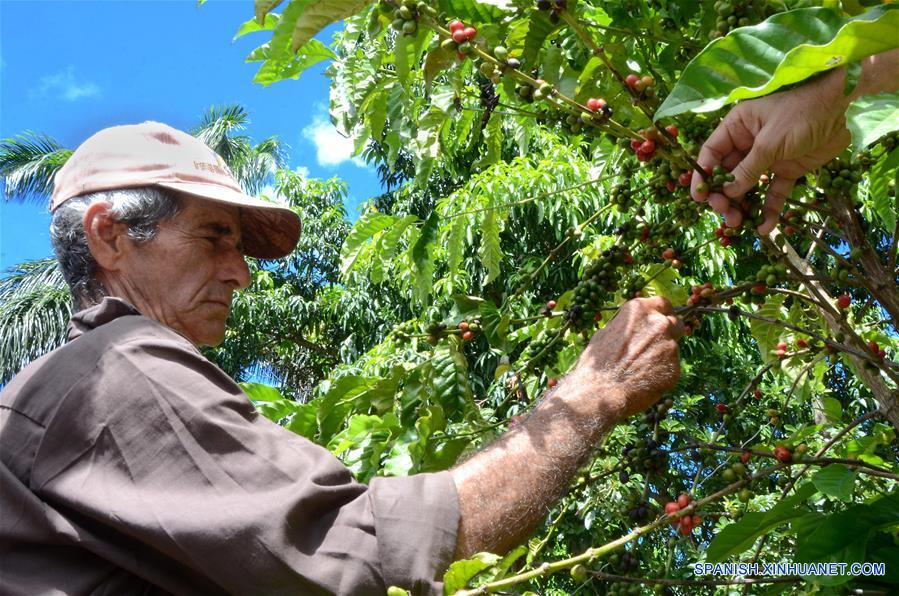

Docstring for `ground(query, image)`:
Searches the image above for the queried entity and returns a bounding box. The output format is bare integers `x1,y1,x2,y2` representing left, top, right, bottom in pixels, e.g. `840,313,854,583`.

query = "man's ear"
83,202,129,272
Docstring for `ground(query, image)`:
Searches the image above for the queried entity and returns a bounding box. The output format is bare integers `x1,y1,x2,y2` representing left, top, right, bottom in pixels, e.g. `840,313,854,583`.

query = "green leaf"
411,213,439,305
437,0,510,24
340,212,397,275
820,396,843,422
443,552,502,593
812,464,857,501
478,208,502,286
868,146,899,231
846,91,899,152
795,492,899,585
285,0,376,53
706,482,816,562
644,264,688,305
253,39,336,86
240,381,285,402
255,0,284,24
511,10,558,72
655,6,899,121
234,13,280,41
375,214,419,274
446,214,466,285
750,294,787,361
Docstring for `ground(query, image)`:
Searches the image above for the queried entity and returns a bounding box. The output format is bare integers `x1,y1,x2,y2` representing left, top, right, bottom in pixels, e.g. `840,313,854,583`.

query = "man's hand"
451,297,683,559
690,70,851,234
690,49,899,234
570,296,684,419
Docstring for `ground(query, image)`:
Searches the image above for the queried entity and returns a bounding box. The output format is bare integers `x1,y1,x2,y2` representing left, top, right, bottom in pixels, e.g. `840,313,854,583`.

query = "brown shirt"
0,298,459,595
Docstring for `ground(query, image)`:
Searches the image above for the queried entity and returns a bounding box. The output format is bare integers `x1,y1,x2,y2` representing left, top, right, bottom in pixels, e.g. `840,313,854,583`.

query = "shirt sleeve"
29,325,459,596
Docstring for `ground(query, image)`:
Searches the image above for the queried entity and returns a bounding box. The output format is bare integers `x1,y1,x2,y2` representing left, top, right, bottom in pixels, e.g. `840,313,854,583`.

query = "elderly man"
0,122,682,595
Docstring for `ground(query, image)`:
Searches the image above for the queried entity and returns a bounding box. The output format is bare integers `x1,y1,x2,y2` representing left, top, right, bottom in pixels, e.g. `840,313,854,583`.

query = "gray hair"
50,187,182,309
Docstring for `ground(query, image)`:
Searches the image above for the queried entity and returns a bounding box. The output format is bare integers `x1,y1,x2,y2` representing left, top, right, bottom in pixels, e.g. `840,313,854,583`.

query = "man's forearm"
450,375,624,559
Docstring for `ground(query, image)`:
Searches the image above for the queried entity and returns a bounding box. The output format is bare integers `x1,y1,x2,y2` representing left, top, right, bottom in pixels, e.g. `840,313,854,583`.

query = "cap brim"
157,181,301,259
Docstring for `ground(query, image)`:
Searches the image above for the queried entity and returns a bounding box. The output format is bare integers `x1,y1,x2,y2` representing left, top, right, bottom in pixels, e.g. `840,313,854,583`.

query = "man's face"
112,198,251,346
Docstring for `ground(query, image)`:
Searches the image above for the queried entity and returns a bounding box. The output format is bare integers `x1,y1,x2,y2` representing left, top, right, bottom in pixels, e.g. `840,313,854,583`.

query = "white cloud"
31,66,100,102
294,165,310,179
301,105,367,169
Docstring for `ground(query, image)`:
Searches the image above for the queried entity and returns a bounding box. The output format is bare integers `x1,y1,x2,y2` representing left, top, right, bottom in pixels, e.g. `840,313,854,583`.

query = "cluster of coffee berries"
687,282,716,307
625,73,657,98
569,245,628,316
628,127,662,162
539,299,557,317
608,550,640,575
781,208,804,235
382,0,434,36
532,79,555,100
765,407,781,426
422,319,448,345
650,157,691,196
661,246,679,263
609,181,632,209
522,328,565,368
709,0,764,39
818,157,862,195
867,340,888,360
755,262,787,288
535,0,567,23
664,493,701,535
443,19,478,58
694,165,735,195
389,320,421,345
774,340,789,359
831,248,861,284
626,496,654,524
622,272,647,300
721,460,748,483
457,318,481,341
620,432,670,477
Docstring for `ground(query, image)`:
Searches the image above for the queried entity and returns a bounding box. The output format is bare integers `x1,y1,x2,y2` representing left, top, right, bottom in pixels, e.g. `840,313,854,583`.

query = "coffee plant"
235,0,898,593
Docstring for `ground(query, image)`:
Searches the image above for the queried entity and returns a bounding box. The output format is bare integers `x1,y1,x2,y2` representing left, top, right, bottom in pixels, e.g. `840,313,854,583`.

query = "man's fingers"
756,176,796,235
639,295,673,315
723,143,772,200
667,315,686,340
708,193,744,228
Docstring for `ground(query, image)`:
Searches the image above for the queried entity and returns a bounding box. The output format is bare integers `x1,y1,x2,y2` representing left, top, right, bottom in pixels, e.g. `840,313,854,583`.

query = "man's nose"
221,245,251,290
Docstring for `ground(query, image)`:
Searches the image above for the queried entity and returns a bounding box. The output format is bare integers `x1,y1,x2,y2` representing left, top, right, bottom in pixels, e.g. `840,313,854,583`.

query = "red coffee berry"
796,339,808,349
452,29,467,43
774,446,792,463
665,502,680,515
547,300,557,309
594,312,603,322
715,403,727,413
868,341,879,352
630,139,643,151
462,330,474,341
662,248,676,260
691,515,701,527
784,225,796,236
547,377,558,388
586,97,604,112
665,124,679,137
625,74,639,88
740,451,751,463
640,139,656,154
677,494,691,508
666,180,677,192
641,75,654,87
463,26,477,40
776,341,788,351
448,19,464,33
678,171,692,187
753,389,763,399
458,321,469,331
837,294,851,309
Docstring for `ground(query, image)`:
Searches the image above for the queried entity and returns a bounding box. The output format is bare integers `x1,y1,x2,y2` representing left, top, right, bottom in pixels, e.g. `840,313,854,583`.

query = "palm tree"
0,106,288,384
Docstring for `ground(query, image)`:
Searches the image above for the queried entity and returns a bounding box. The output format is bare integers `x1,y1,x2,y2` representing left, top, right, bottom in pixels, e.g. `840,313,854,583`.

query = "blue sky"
0,0,383,270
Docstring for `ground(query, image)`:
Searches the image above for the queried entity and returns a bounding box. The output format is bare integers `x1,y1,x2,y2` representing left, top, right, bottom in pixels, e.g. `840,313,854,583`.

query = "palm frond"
0,132,72,203
0,258,72,384
191,105,253,165
237,136,289,195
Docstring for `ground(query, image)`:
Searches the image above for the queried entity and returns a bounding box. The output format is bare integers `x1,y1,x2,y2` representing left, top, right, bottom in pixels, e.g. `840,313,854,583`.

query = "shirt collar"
67,297,142,342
